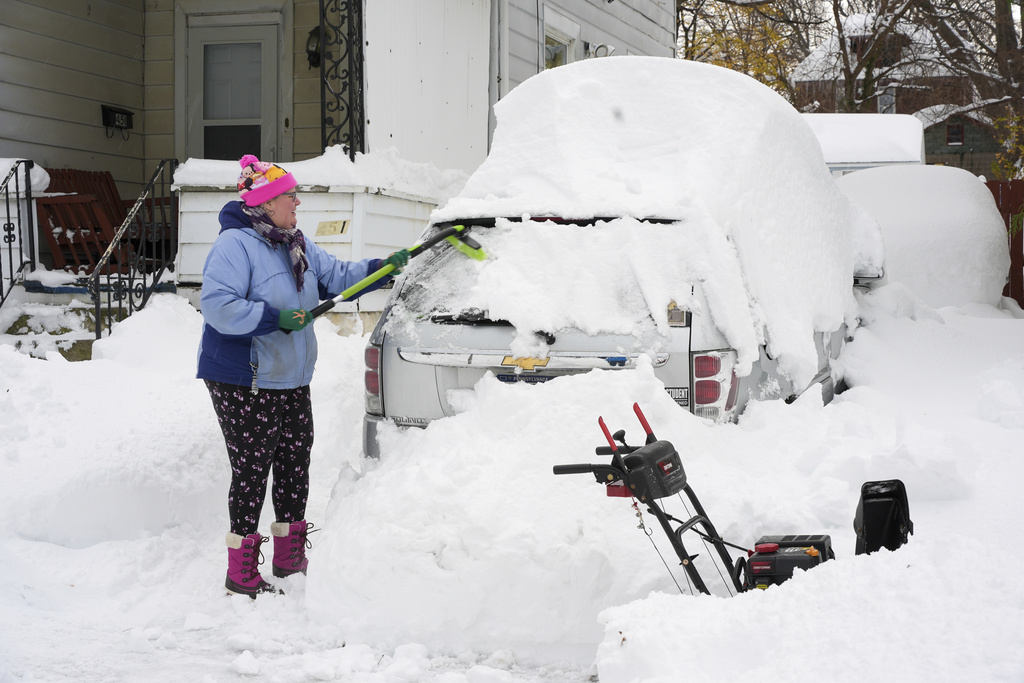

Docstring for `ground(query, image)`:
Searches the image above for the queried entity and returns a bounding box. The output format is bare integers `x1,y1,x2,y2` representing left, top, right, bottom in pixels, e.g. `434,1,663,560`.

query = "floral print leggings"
205,380,313,536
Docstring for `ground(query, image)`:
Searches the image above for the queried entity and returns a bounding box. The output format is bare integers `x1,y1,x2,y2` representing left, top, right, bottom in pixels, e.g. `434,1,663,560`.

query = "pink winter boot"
270,521,316,578
225,532,282,598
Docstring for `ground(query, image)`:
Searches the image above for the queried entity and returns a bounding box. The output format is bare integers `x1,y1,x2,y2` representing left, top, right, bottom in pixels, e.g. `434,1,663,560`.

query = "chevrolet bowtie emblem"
501,356,550,371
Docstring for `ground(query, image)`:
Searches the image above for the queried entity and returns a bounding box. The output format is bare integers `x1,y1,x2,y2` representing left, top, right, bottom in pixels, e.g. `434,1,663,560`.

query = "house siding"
3,0,676,196
506,0,675,91
796,76,972,115
363,0,492,175
924,116,1000,178
357,0,675,177
0,0,146,196
506,2,539,90
143,0,175,177
292,0,322,161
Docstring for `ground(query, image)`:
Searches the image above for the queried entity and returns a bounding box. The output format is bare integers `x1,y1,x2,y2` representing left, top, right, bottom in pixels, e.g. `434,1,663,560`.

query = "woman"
198,155,408,598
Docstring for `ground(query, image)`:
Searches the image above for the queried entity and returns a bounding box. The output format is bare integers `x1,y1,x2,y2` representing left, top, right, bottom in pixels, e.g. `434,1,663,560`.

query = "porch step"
1,301,113,361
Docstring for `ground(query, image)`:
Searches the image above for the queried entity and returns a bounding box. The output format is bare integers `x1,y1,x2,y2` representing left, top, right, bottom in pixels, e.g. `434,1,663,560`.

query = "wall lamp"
306,27,322,69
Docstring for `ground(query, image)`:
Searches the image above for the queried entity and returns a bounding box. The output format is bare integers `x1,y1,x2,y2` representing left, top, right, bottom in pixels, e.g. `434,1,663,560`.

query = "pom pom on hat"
237,155,297,206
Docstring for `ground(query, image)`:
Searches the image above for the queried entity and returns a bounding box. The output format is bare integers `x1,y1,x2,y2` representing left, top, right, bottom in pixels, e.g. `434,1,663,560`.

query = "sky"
2,57,1023,682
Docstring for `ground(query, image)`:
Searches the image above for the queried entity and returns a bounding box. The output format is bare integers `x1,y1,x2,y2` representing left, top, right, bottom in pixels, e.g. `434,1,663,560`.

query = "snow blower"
553,403,908,595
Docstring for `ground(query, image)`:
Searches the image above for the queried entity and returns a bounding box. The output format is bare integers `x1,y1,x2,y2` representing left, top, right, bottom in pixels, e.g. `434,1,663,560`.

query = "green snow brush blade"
446,232,486,260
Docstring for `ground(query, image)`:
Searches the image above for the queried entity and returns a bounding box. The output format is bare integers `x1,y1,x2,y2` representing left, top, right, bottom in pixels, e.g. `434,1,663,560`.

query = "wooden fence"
986,180,1024,308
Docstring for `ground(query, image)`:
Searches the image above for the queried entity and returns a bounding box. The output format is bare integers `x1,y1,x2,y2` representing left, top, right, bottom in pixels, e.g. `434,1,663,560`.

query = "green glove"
383,249,410,274
279,309,312,331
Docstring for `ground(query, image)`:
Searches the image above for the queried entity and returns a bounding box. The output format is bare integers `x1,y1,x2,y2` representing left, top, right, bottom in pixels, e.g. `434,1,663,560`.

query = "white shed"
802,113,925,177
171,148,467,324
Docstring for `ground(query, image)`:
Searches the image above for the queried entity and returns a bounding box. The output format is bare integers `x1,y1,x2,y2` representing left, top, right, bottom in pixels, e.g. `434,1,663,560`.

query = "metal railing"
0,160,37,309
319,0,365,160
89,159,179,339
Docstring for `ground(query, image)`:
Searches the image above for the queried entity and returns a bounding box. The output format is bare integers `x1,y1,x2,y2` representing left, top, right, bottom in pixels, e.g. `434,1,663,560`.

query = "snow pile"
173,145,469,206
429,56,882,389
308,362,700,664
1,289,1024,681
594,286,1024,681
0,157,50,193
308,283,1024,677
392,215,759,369
0,296,220,546
837,165,1009,308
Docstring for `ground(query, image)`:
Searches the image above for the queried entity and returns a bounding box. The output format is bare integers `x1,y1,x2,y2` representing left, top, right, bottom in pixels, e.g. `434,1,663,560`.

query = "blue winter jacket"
197,201,386,390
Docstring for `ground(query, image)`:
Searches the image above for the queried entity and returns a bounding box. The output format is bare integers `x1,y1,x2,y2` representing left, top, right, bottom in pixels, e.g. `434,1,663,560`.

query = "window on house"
946,122,964,146
545,37,569,69
877,86,896,114
879,34,909,67
544,6,580,70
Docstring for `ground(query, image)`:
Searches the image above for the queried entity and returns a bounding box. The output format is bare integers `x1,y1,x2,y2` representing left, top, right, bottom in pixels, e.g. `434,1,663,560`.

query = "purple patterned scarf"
241,203,309,291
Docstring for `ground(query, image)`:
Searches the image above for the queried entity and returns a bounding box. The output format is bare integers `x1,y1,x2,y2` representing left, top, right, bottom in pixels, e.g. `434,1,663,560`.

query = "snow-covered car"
836,164,1009,309
362,57,883,457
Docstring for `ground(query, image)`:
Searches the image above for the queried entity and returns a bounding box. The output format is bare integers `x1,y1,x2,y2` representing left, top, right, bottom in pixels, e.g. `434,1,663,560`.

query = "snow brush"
306,224,485,322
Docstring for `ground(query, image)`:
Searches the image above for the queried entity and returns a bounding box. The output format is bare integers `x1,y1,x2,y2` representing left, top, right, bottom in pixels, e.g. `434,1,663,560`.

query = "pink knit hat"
237,154,297,206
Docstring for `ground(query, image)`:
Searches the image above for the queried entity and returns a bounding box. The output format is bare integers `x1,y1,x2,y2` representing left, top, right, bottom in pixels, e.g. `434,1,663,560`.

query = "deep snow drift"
1,287,1023,682
1,139,1021,679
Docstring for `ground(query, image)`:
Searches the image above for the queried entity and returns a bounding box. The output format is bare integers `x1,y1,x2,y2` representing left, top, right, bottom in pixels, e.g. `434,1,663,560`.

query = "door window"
186,23,279,161
203,43,263,160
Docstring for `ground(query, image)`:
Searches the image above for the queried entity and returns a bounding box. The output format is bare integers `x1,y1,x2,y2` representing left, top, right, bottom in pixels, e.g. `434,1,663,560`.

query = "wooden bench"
45,168,136,229
34,194,129,275
37,168,176,275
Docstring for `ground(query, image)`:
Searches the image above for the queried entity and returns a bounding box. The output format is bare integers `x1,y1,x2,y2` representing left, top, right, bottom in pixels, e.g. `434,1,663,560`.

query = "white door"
186,24,279,161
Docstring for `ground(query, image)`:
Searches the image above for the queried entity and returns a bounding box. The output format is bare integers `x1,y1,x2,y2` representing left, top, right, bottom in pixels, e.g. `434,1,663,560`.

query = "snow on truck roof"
430,56,884,390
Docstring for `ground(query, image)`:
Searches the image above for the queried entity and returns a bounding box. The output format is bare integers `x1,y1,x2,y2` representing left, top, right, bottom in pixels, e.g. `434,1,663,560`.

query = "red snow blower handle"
598,416,629,473
633,402,657,444
598,416,618,453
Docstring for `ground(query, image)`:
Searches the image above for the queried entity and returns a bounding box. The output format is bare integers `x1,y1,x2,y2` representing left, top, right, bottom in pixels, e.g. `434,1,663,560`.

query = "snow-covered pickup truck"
362,57,883,457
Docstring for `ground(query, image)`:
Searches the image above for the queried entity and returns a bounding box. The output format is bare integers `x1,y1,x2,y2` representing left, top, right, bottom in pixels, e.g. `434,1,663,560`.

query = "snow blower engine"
553,403,911,595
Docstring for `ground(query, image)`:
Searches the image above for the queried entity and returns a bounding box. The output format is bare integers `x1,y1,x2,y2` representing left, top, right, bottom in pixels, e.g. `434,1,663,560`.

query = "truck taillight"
693,356,721,378
695,380,720,403
691,350,739,422
365,344,383,415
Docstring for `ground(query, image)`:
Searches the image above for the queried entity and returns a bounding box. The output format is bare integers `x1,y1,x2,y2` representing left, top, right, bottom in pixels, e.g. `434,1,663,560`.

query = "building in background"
790,15,998,177
1,0,677,197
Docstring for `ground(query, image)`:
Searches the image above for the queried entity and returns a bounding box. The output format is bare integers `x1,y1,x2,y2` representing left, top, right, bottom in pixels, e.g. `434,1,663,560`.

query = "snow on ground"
2,55,1021,683
1,287,1022,682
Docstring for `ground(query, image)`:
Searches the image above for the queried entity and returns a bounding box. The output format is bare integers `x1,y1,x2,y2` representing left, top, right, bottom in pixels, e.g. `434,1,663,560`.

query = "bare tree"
912,0,1024,177
787,0,977,114
677,0,1024,175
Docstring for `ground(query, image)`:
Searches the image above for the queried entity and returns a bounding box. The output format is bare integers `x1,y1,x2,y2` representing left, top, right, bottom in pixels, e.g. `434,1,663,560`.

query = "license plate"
496,373,554,384
666,387,689,406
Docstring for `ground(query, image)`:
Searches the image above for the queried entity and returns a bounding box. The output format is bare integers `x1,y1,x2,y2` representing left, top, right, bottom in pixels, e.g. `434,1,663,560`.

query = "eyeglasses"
281,192,298,201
